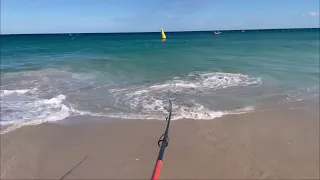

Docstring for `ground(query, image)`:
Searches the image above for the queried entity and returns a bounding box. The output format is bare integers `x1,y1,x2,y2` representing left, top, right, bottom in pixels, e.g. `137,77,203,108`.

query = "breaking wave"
1,71,261,134
1,94,70,134
106,72,261,120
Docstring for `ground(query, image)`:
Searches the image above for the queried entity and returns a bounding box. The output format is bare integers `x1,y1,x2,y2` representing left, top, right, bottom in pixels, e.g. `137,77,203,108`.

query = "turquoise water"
1,29,319,133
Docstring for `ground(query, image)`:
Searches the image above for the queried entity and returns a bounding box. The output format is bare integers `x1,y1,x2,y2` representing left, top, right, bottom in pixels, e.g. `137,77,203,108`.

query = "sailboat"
214,30,221,35
161,27,166,40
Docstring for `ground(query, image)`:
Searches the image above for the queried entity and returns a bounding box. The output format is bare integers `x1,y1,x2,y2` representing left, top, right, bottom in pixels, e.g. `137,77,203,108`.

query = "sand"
1,100,319,179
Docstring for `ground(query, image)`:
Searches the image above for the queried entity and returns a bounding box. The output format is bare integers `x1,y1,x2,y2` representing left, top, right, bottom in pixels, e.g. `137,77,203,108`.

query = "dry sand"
1,100,319,179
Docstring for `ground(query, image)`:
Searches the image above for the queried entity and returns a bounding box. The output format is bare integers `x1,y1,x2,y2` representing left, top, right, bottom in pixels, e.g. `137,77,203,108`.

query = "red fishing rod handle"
151,160,163,180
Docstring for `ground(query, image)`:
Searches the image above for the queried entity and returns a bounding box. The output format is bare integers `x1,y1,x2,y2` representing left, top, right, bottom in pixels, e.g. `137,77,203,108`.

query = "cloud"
307,11,320,16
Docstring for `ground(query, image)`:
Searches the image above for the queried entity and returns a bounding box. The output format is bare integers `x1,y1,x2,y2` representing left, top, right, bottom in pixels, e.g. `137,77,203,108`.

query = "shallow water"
1,29,319,133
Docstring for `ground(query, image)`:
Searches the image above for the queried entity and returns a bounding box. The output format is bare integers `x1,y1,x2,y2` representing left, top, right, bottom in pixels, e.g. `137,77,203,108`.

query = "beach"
1,99,319,179
1,29,319,179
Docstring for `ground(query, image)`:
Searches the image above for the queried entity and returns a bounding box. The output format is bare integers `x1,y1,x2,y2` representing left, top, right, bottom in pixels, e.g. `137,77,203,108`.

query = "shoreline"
1,99,319,179
1,95,317,135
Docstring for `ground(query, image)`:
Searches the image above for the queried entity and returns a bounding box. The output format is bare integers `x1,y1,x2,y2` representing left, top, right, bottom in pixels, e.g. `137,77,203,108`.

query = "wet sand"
1,100,319,179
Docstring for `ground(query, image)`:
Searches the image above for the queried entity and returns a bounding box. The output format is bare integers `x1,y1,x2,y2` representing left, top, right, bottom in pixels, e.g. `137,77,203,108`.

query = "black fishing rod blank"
151,100,172,180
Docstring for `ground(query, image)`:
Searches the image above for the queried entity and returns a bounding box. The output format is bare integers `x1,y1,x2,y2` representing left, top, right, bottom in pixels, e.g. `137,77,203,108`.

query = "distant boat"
242,30,245,32
214,31,221,35
161,27,166,40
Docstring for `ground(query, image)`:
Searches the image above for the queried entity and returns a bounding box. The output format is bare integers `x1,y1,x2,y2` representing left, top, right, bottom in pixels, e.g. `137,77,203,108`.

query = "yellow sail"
161,27,166,39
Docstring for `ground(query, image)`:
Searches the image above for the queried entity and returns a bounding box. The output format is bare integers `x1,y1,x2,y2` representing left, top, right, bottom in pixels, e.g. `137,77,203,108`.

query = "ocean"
1,28,319,133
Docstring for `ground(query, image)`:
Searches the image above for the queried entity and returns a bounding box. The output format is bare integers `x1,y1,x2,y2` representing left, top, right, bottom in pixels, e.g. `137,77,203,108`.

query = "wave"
92,72,261,121
0,94,71,134
1,68,99,96
0,69,101,134
0,88,37,97
109,72,261,114
65,102,255,121
148,72,261,93
0,71,261,134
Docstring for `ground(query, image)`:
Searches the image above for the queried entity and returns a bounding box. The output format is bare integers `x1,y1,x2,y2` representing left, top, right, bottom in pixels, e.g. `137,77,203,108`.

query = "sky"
1,0,319,34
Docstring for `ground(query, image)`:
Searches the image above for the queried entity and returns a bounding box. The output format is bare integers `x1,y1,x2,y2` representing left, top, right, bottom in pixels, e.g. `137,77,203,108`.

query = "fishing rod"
151,100,172,180
59,156,88,180
59,101,172,180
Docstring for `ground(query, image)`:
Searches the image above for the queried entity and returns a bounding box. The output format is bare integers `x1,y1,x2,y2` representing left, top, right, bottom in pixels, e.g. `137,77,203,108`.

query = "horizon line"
1,27,319,35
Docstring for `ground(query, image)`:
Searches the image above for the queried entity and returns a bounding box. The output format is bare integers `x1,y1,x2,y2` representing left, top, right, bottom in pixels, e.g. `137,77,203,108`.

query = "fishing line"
59,156,88,180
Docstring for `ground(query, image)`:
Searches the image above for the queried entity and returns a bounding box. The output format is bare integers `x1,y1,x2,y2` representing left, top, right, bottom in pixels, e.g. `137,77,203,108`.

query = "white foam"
0,88,37,97
68,102,255,121
1,69,96,96
109,72,261,115
0,69,100,134
71,73,96,81
0,94,71,134
1,71,260,134
99,72,260,121
199,72,261,89
131,72,261,95
112,71,260,98
169,102,254,120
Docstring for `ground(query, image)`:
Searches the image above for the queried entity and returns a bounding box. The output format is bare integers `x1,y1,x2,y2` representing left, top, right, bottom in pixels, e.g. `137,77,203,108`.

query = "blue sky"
1,0,319,34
